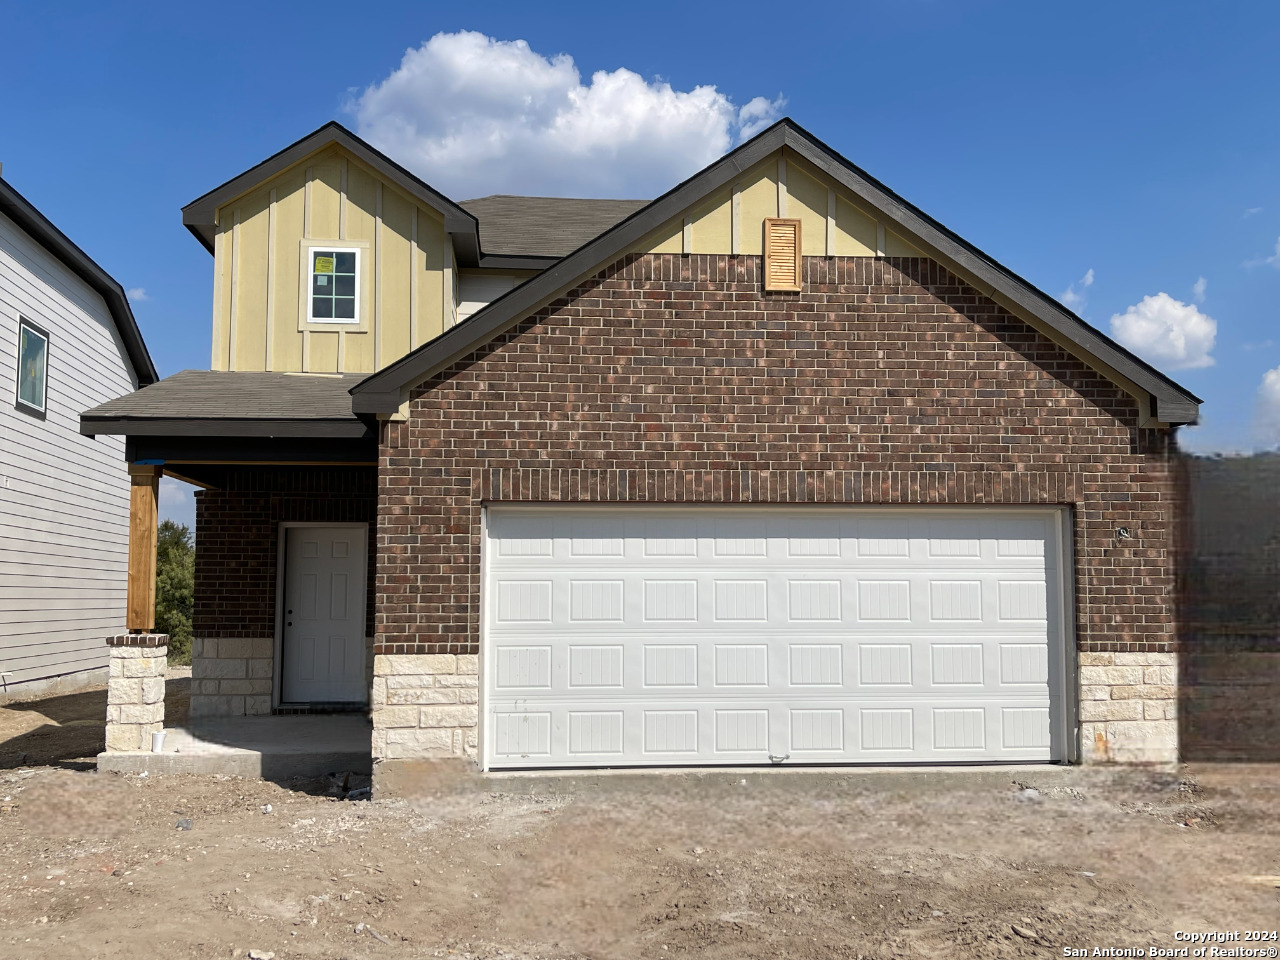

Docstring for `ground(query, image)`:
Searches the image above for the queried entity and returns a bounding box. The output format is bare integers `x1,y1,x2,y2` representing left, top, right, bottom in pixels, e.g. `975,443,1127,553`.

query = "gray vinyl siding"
0,210,137,687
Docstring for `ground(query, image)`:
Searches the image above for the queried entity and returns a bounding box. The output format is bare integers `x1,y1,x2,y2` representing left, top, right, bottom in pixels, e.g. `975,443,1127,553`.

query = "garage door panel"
485,508,1066,768
489,575,1049,635
486,697,1058,764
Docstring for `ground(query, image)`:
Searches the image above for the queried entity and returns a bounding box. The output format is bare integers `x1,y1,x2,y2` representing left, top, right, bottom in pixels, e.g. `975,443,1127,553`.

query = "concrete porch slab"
97,714,372,779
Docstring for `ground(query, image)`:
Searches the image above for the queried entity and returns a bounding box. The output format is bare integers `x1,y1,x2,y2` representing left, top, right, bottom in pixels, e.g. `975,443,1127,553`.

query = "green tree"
155,519,194,664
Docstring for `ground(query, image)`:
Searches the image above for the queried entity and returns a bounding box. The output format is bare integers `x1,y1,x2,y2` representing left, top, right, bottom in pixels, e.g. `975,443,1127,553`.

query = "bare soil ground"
1,679,1278,960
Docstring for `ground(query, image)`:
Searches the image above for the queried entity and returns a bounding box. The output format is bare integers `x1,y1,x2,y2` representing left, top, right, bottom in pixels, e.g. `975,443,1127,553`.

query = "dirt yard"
1,681,1278,959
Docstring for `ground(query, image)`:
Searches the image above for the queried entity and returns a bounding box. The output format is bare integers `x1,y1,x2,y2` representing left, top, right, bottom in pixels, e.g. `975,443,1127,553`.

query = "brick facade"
192,466,376,715
377,254,1180,673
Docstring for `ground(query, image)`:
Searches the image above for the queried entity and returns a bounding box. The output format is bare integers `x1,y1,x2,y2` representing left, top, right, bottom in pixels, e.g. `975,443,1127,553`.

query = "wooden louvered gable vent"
763,217,802,292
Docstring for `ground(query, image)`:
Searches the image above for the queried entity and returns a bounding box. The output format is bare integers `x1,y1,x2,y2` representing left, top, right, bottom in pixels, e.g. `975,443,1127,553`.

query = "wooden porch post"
126,464,161,632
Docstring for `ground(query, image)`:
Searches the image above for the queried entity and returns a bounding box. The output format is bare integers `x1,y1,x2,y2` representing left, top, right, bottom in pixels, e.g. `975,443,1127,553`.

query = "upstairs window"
15,318,48,416
309,248,359,323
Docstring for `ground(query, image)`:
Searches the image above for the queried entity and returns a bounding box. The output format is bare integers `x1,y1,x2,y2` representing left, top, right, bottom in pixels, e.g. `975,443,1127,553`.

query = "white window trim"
15,317,49,417
305,245,362,325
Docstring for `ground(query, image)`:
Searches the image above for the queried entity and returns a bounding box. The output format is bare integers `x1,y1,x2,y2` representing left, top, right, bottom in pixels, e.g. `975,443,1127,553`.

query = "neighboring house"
82,120,1200,782
0,175,156,701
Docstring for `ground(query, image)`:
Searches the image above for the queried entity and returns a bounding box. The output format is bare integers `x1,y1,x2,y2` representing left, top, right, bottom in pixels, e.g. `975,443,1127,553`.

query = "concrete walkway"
97,714,372,779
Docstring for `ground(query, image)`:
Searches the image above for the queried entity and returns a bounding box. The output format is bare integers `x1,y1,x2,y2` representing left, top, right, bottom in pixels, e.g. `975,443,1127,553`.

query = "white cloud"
126,287,149,302
1244,206,1263,218
159,476,196,531
1244,236,1280,269
1059,268,1094,314
1257,366,1280,448
1192,276,1207,303
1109,292,1216,370
349,31,785,199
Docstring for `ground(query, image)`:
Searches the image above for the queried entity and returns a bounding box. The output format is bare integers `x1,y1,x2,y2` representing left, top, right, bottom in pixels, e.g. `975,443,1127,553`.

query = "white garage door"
483,507,1069,769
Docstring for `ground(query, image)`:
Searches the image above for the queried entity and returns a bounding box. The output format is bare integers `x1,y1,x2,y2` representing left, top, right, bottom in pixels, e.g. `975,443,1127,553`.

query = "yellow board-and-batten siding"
210,143,452,374
213,143,928,373
629,148,922,260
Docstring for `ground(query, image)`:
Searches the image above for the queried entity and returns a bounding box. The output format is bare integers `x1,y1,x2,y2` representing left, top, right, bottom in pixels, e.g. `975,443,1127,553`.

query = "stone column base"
1080,651,1178,764
105,634,168,752
371,654,478,761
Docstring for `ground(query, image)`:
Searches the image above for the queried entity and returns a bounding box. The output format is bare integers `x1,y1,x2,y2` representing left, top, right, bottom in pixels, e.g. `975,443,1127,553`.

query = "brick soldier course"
374,254,1181,765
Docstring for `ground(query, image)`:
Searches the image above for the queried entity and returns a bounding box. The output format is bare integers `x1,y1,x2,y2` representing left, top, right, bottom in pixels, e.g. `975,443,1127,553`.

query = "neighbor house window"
15,319,48,415
308,248,359,322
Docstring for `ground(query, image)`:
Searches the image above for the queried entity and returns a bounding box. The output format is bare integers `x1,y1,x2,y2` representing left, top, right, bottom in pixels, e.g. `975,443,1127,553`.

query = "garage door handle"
769,753,790,764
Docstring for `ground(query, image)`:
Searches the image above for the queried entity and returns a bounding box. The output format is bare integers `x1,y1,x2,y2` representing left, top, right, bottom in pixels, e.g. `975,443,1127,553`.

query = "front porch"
78,372,382,775
97,712,372,779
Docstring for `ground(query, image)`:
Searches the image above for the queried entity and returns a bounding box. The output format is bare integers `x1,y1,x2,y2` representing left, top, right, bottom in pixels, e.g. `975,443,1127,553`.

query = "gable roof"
0,177,157,386
459,196,647,259
181,121,482,265
351,118,1201,425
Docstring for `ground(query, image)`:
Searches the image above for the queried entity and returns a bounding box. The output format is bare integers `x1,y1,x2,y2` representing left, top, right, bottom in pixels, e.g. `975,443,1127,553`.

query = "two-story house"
83,120,1199,786
1,174,156,702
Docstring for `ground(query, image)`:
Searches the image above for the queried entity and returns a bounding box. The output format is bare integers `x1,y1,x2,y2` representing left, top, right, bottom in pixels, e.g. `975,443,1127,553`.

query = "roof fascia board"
778,126,1201,420
126,434,376,466
80,417,370,439
352,119,1199,424
351,127,790,412
0,179,158,385
182,122,480,262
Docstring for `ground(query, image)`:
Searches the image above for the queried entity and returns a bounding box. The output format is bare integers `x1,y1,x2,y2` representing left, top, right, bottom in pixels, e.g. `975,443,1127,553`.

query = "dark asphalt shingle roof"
461,196,648,259
81,370,365,421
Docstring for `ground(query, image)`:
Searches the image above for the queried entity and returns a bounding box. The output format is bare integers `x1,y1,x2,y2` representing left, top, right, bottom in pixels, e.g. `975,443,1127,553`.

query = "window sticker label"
314,255,334,274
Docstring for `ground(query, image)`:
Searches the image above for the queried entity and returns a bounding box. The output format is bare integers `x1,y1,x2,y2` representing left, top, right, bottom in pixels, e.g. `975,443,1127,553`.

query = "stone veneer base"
371,654,478,760
1079,651,1178,764
104,634,168,752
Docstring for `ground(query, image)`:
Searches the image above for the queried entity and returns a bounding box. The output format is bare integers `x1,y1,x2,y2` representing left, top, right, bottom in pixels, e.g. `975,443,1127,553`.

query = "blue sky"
3,1,1279,527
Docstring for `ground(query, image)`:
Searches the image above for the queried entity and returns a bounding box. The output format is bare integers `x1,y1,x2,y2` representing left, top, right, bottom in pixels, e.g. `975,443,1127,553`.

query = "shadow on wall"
1180,453,1280,761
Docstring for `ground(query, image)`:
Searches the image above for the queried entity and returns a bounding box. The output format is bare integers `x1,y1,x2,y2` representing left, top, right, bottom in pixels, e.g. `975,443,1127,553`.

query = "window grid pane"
311,250,356,323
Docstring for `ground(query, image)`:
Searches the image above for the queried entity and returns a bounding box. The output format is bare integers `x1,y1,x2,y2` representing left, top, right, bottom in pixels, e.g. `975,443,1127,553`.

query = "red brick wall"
377,254,1180,657
194,467,377,638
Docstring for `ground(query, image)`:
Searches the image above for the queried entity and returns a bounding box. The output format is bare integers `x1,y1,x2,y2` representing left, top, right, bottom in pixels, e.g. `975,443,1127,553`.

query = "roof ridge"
461,195,649,203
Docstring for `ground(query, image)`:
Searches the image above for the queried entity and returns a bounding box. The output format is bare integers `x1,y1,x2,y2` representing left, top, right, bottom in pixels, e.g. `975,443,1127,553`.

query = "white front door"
483,506,1069,769
281,525,368,705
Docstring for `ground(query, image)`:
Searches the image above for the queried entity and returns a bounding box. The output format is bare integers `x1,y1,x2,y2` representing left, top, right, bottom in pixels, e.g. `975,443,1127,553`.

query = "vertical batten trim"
337,159,348,373
876,222,886,257
210,219,224,370
443,245,455,329
731,184,741,255
339,157,348,240
303,167,312,238
682,216,693,255
374,181,383,370
777,154,788,217
265,188,276,370
409,208,419,348
303,166,313,372
227,207,239,371
826,186,836,258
